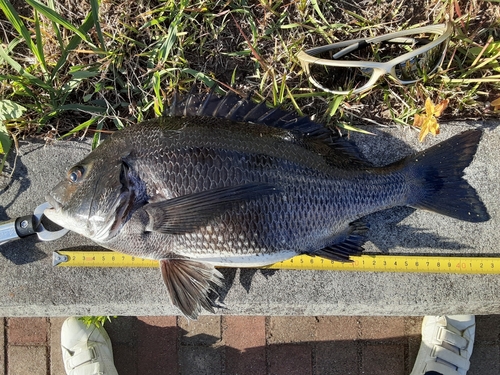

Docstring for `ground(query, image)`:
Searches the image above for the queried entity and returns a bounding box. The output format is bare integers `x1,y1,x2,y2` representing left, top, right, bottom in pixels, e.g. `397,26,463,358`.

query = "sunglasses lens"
394,42,446,81
308,63,374,93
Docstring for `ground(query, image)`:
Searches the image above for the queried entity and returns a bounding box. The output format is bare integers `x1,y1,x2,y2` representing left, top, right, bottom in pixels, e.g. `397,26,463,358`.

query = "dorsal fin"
168,87,372,168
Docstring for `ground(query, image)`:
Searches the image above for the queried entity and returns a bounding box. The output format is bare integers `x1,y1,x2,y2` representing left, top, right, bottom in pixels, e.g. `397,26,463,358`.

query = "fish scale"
44,91,489,319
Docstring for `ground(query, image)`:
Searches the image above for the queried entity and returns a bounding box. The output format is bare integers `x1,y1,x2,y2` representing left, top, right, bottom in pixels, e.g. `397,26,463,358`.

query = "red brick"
404,316,423,371
268,344,312,375
315,316,358,341
224,316,265,349
404,317,423,337
224,316,266,375
106,316,137,344
106,317,139,375
469,345,500,375
0,317,4,375
113,344,137,375
8,345,47,375
179,345,222,374
137,316,177,327
267,316,317,344
49,317,66,375
137,316,178,375
358,317,405,342
408,335,422,372
315,341,359,375
475,315,500,344
8,317,47,345
179,315,221,346
361,344,405,375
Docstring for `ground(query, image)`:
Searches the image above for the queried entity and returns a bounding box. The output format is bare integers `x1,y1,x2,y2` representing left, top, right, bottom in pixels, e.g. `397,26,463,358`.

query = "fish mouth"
45,194,61,211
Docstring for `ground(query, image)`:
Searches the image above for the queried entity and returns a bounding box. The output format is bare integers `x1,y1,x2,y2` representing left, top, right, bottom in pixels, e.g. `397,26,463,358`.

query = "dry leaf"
491,97,500,110
413,98,449,142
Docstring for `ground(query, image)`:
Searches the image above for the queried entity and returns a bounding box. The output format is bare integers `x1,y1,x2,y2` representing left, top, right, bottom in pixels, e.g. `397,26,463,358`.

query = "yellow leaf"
424,97,434,115
413,98,448,142
428,117,440,136
413,113,423,127
418,123,430,142
491,97,500,110
433,99,449,117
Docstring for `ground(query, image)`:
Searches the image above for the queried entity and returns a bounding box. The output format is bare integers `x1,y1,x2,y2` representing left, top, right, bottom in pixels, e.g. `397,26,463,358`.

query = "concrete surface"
0,121,498,317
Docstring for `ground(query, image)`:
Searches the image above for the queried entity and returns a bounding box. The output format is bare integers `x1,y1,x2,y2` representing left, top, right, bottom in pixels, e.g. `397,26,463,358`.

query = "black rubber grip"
15,215,36,238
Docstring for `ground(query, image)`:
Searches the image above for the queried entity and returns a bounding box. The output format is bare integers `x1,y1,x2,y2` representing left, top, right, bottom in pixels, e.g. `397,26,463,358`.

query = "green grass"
0,0,499,168
79,315,115,328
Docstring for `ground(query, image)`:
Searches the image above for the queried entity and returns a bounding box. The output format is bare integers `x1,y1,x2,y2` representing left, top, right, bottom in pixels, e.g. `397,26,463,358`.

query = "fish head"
44,144,136,242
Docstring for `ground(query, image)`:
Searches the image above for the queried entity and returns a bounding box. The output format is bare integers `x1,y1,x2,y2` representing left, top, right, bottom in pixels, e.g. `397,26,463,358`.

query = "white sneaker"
61,317,119,375
410,315,475,375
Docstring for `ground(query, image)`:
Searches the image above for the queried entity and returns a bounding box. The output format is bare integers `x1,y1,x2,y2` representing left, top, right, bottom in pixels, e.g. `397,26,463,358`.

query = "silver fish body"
44,92,489,319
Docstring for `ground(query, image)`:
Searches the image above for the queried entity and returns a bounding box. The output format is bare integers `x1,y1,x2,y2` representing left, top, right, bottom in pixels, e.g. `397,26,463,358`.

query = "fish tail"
404,129,489,222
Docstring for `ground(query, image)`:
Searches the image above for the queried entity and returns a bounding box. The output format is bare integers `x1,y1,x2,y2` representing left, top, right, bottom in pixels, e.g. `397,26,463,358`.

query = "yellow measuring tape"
53,250,500,274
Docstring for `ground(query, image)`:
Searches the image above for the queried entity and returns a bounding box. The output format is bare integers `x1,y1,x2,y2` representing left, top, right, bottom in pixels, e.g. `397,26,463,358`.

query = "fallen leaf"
413,98,449,142
491,97,500,110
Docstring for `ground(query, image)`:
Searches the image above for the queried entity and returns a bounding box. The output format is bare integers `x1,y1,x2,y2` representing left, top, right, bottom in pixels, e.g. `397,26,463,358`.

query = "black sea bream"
44,90,489,319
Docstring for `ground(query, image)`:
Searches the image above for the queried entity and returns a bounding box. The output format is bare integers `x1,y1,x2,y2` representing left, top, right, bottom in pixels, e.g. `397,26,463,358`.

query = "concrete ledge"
1,121,499,317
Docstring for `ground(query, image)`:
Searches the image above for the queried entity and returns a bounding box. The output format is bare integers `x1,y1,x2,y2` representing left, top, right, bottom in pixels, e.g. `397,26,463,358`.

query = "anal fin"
160,257,223,320
305,221,368,262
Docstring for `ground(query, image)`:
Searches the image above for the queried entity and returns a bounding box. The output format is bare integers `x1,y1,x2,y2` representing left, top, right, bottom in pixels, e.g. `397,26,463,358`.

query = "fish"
44,89,490,319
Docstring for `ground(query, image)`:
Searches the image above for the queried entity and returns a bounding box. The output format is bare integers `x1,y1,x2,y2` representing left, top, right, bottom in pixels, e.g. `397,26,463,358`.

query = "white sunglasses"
297,22,453,95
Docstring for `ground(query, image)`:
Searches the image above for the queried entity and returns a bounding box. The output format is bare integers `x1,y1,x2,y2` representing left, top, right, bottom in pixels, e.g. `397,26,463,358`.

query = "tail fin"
405,129,489,222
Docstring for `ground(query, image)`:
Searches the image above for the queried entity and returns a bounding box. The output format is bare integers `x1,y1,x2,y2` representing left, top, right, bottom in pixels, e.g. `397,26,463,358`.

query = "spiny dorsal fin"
168,86,372,168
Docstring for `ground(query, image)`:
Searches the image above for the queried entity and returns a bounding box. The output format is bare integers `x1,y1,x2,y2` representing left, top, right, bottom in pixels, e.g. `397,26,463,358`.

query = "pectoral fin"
160,258,223,319
144,183,279,234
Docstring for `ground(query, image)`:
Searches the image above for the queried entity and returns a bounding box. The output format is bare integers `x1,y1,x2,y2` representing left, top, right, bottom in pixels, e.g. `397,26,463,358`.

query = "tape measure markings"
53,251,158,268
53,251,500,274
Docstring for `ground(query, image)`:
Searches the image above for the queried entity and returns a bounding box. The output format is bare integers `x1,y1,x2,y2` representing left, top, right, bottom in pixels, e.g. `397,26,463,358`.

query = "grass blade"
0,0,46,66
25,0,95,47
33,10,47,73
181,68,217,87
0,44,51,90
152,71,164,116
91,118,105,149
57,104,108,113
337,122,376,135
60,117,98,139
45,0,64,47
310,0,329,24
327,95,346,117
90,0,106,50
51,12,96,79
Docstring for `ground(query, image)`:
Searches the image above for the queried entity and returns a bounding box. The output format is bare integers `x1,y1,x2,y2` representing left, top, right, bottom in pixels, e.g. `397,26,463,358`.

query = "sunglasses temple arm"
332,40,369,59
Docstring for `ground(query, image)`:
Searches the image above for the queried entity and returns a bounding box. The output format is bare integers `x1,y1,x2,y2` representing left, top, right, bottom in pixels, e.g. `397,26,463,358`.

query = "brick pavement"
2,315,500,375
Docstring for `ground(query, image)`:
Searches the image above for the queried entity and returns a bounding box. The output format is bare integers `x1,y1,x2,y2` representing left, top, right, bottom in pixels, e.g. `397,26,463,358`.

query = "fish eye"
68,166,85,183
